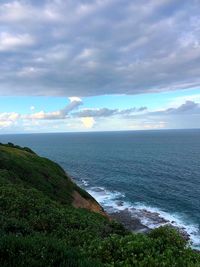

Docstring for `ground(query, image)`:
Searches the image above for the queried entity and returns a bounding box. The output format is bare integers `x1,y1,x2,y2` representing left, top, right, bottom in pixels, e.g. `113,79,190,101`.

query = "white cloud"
0,32,35,51
30,106,35,111
81,117,95,128
0,1,61,23
169,94,200,108
24,97,82,120
0,120,13,128
69,97,82,102
0,1,31,22
0,112,20,129
0,112,20,121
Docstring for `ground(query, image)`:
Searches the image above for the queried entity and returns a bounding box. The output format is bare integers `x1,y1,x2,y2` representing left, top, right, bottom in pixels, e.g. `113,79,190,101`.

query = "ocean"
1,129,200,249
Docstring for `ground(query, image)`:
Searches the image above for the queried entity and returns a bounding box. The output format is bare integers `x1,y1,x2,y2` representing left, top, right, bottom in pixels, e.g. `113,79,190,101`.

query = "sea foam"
87,186,200,250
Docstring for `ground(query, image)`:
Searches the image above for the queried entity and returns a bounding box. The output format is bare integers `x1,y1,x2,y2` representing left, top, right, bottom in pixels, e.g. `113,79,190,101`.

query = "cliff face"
72,190,108,217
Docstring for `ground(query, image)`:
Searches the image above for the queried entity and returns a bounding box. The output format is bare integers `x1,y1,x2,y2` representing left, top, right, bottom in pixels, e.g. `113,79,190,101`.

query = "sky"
0,0,200,133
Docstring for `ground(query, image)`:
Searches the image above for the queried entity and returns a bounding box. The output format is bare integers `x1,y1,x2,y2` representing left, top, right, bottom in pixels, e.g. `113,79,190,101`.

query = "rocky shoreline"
109,209,149,233
108,208,190,242
71,178,193,244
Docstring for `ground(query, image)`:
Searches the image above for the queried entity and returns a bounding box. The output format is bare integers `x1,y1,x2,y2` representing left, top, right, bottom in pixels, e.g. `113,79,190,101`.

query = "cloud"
69,97,82,102
166,100,200,114
150,101,200,116
74,108,117,117
0,112,20,121
25,102,145,121
0,120,13,128
0,1,35,22
0,99,200,132
73,107,147,117
0,112,20,129
0,32,35,51
0,0,200,96
81,117,95,128
0,1,61,23
25,97,82,120
168,93,200,108
30,106,35,111
124,100,200,129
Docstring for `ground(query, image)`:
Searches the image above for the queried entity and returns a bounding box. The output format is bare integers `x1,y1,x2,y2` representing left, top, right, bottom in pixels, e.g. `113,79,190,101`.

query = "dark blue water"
0,130,200,248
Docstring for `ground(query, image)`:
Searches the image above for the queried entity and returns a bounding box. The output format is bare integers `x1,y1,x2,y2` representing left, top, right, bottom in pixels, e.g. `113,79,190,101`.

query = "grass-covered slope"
0,143,200,267
0,143,97,205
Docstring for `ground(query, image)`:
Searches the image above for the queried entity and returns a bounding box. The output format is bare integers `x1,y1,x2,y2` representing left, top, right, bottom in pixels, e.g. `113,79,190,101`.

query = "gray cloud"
0,0,200,97
25,104,147,120
166,100,200,114
73,108,117,117
149,101,200,116
123,100,200,129
73,107,147,117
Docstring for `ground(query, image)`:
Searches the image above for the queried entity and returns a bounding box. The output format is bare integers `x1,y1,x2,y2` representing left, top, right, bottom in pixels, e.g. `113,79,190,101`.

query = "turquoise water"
1,129,200,248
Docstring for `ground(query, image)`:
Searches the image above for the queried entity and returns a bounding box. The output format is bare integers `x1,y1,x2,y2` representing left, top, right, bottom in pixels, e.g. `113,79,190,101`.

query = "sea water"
1,129,200,249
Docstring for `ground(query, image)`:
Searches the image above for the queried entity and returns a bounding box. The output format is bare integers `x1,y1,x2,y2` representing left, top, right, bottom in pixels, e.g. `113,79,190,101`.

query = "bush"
86,230,200,267
0,235,103,267
149,225,187,250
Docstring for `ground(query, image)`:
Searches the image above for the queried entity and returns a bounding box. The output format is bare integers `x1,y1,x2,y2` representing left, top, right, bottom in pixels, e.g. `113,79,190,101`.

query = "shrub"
0,235,103,267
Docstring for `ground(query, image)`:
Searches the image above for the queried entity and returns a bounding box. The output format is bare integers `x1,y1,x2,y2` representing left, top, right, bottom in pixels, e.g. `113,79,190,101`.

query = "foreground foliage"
0,143,199,267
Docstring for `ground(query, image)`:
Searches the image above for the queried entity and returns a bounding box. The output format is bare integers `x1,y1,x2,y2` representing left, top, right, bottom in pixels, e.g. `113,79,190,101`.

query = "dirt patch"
72,190,108,218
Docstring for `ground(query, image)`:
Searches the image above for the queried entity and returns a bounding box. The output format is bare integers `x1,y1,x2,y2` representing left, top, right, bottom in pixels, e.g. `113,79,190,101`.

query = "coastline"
108,208,190,241
108,209,200,256
70,177,200,250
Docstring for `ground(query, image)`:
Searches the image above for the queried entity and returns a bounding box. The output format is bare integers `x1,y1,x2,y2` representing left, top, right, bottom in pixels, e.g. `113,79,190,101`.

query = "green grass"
0,143,199,267
0,143,95,204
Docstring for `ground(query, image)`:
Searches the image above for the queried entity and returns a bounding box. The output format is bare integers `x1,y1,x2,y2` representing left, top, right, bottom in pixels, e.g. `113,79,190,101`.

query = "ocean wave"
81,179,89,187
87,186,200,250
73,177,89,187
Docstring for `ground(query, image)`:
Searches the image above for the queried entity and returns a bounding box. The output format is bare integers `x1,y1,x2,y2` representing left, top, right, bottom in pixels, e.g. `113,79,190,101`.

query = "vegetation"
0,143,94,203
0,143,199,266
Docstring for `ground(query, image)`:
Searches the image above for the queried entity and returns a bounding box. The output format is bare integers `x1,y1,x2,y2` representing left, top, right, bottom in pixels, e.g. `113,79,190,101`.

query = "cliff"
0,143,199,267
0,143,106,216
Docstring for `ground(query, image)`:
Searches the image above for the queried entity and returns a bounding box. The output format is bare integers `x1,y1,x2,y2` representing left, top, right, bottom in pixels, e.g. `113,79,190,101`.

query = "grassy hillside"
0,143,97,205
0,143,199,267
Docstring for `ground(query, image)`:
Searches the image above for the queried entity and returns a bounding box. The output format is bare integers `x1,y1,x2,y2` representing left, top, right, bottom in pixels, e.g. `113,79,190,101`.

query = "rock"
109,209,149,232
116,200,124,206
